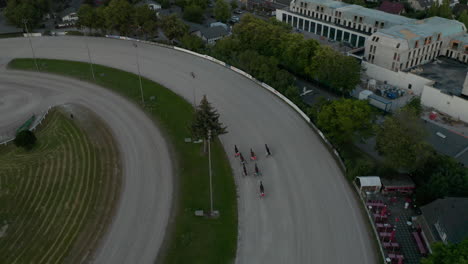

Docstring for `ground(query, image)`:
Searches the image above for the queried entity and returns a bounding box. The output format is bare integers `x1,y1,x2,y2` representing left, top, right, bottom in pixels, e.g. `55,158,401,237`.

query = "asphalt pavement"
0,36,378,264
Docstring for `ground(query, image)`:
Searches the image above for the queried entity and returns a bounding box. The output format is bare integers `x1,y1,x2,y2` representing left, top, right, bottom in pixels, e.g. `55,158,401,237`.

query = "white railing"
0,106,52,146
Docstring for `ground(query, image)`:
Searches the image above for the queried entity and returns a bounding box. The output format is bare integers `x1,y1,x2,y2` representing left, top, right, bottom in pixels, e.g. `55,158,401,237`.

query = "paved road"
0,37,378,264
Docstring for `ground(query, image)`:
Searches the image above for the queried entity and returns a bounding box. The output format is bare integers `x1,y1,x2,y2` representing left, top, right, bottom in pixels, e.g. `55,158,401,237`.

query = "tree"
310,46,361,95
428,0,453,18
279,34,318,76
134,5,158,38
159,14,189,40
375,108,433,171
104,0,134,35
14,130,37,150
4,0,44,30
230,0,238,10
458,10,468,29
183,4,204,23
317,98,375,147
181,33,205,52
191,95,228,152
420,238,468,264
157,0,171,8
214,0,230,23
438,0,453,18
413,155,468,205
403,97,423,116
187,0,209,9
94,6,107,34
77,4,96,31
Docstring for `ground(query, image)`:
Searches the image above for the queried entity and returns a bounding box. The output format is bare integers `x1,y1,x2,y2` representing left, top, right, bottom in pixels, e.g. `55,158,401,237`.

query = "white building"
276,0,414,48
62,12,78,23
276,0,468,122
365,17,467,72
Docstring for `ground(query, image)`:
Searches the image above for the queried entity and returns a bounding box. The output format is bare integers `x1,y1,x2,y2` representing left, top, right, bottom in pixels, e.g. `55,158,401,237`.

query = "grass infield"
0,108,121,263
8,58,238,264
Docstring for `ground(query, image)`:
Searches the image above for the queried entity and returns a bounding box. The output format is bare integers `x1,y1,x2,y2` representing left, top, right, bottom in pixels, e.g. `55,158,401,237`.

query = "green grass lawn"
0,108,120,264
0,32,23,39
8,58,238,264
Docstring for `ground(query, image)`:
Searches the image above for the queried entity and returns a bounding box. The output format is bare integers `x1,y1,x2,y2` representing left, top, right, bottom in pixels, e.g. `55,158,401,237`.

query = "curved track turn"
0,37,377,264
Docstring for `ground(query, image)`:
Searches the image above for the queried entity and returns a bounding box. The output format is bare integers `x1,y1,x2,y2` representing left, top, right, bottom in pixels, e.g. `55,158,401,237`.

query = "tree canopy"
458,10,468,29
4,0,47,30
134,4,158,37
159,14,189,40
420,238,468,264
104,0,134,35
191,95,227,151
214,0,230,23
427,0,453,18
413,154,468,205
375,108,433,171
316,98,375,146
213,15,361,95
14,130,37,150
310,46,362,95
181,33,205,52
183,4,205,24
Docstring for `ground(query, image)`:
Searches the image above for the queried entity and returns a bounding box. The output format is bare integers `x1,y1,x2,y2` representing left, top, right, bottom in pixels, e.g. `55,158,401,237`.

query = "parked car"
233,9,243,14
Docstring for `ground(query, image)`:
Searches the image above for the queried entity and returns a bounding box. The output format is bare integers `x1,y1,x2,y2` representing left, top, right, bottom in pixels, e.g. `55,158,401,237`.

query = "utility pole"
22,19,39,71
208,130,214,216
133,42,145,107
83,27,96,81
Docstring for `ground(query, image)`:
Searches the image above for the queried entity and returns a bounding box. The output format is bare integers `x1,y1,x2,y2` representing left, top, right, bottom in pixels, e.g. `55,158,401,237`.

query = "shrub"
14,130,37,150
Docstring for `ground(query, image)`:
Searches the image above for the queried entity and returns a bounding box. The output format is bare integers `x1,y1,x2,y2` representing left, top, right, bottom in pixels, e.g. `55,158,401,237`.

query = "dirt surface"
0,37,378,264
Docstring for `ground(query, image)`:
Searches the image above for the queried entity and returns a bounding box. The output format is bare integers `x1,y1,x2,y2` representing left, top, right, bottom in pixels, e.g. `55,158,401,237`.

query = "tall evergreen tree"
191,95,227,152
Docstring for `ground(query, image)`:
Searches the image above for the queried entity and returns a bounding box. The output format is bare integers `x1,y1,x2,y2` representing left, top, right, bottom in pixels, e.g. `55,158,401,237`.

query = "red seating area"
412,232,427,256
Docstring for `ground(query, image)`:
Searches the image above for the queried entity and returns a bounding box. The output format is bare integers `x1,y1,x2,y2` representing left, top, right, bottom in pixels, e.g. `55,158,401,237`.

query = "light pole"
208,130,214,216
83,27,96,81
133,42,145,107
22,19,39,71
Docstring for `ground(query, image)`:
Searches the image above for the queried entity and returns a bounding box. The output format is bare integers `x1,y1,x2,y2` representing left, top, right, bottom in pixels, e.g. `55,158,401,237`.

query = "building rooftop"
378,0,405,14
300,0,414,26
414,57,467,96
379,17,466,43
380,174,415,188
453,33,468,44
199,26,229,40
420,197,468,244
424,120,468,167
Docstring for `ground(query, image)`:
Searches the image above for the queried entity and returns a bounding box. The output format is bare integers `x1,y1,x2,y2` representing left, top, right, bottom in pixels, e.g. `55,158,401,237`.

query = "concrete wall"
421,85,468,123
363,61,433,95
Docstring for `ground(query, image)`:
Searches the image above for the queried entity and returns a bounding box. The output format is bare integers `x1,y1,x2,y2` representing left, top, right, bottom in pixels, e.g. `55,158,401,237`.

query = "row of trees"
77,0,158,37
211,14,362,96
404,0,468,28
312,96,468,205
3,0,50,29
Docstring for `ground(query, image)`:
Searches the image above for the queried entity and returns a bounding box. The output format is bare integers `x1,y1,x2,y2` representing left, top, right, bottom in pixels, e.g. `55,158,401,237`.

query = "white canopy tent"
356,176,382,193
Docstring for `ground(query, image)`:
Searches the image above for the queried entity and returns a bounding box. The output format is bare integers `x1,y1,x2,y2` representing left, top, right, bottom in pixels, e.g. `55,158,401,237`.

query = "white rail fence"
0,106,52,146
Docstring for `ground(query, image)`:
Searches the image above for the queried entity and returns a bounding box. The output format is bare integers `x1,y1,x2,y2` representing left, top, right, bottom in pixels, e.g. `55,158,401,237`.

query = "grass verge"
0,32,23,39
8,58,238,264
0,107,121,263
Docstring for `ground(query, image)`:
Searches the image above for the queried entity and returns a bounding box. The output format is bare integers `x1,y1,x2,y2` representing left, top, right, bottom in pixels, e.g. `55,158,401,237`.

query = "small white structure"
210,22,229,31
148,3,162,11
356,176,382,193
359,90,374,100
62,12,78,23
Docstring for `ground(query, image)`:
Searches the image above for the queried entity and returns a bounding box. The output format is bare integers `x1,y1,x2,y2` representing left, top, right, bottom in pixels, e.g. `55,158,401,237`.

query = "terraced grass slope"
0,107,121,264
